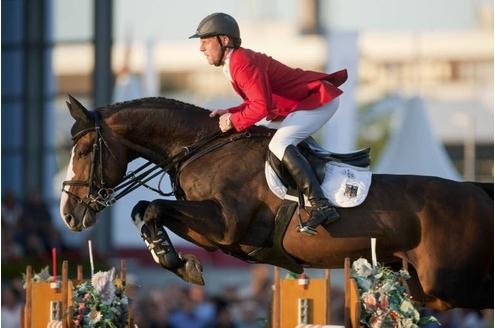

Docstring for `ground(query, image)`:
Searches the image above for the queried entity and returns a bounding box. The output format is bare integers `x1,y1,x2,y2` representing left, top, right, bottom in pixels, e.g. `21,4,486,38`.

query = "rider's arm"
225,60,272,132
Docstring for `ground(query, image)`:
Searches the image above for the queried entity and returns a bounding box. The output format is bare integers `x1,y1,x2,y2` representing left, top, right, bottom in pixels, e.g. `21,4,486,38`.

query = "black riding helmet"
189,13,242,66
189,12,240,40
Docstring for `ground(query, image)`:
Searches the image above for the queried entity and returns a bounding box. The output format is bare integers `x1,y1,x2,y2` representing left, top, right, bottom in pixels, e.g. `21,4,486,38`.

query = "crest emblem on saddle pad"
344,184,359,198
265,161,372,208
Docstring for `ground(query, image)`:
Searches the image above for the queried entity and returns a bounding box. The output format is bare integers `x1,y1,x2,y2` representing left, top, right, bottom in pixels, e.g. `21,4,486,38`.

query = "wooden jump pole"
24,265,32,328
77,265,83,281
120,259,126,283
62,260,69,328
272,267,281,328
325,269,331,324
344,257,360,328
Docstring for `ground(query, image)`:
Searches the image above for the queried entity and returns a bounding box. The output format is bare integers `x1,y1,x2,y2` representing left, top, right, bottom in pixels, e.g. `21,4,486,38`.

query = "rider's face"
199,36,229,66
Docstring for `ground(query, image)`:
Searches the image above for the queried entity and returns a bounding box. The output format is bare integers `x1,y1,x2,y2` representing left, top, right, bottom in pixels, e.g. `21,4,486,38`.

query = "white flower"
399,299,420,321
120,295,129,305
91,268,116,305
89,310,102,324
352,258,374,278
33,266,52,283
399,269,411,280
378,280,395,294
398,317,418,328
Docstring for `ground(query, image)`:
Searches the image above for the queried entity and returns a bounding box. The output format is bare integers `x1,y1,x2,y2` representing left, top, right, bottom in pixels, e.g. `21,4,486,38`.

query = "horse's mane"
100,97,208,118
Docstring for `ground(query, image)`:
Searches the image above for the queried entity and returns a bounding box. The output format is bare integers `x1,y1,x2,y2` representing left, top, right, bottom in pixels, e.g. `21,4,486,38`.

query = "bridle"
62,113,118,211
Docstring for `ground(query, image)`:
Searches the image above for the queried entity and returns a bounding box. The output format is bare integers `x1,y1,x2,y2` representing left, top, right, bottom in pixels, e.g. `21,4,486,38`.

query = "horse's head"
60,96,128,231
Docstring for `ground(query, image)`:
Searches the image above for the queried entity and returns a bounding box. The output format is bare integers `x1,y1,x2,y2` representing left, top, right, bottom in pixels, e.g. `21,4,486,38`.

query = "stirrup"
297,224,318,236
297,206,340,236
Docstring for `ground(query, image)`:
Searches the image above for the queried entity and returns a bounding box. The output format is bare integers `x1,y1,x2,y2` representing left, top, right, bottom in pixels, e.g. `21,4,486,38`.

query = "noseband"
62,113,117,212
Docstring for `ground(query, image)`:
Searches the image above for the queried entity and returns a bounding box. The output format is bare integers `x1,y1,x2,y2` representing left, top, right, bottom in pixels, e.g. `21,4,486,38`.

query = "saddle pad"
265,161,372,208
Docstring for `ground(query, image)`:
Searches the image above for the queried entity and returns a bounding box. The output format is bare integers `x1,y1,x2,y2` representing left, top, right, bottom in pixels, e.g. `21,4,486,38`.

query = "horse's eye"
76,146,92,158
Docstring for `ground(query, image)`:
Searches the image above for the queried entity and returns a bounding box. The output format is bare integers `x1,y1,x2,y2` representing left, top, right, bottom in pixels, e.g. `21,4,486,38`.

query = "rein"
112,129,272,202
63,111,272,211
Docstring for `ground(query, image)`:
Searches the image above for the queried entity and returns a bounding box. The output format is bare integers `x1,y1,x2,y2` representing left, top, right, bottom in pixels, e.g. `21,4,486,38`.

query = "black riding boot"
281,145,340,235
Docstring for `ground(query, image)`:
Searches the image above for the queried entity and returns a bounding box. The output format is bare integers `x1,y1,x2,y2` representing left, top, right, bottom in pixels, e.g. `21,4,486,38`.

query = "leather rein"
62,112,272,211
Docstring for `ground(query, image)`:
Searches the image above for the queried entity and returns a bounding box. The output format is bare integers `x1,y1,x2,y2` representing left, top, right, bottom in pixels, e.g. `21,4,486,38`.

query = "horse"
59,95,493,311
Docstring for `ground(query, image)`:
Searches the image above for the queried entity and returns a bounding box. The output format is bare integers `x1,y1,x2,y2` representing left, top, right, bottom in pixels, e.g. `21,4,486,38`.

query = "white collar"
222,48,234,82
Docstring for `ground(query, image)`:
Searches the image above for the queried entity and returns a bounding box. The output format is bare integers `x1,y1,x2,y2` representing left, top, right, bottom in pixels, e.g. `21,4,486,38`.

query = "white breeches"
265,97,340,160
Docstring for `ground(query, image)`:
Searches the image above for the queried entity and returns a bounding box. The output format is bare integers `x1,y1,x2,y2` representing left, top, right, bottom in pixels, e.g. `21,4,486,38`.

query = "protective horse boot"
131,201,182,269
281,145,340,235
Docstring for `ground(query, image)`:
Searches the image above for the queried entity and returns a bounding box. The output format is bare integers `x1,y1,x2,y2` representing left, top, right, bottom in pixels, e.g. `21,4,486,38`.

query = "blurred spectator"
9,190,68,260
212,296,238,328
168,285,216,328
188,285,216,325
1,190,21,230
1,191,24,261
1,283,22,328
141,285,175,328
232,264,272,325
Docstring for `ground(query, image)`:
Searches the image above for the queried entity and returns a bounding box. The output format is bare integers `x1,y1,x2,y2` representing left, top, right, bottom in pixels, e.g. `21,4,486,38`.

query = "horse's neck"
109,106,217,162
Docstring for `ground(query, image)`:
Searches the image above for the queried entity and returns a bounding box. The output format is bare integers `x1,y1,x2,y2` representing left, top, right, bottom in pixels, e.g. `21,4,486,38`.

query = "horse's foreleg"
142,198,235,245
131,200,205,285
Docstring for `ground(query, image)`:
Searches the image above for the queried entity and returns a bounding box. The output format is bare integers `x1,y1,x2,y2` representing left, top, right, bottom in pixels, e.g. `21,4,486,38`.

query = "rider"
190,13,348,235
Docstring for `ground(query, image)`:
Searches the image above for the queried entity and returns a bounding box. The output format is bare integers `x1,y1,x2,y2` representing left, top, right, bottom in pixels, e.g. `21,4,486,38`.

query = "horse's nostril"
64,214,81,231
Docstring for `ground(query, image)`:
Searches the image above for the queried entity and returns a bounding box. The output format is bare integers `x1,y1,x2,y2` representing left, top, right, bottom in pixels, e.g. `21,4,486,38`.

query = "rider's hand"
219,113,233,132
209,109,228,117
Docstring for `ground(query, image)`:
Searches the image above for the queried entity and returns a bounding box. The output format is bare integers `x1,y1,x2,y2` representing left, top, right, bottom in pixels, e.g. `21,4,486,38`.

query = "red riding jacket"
225,47,348,132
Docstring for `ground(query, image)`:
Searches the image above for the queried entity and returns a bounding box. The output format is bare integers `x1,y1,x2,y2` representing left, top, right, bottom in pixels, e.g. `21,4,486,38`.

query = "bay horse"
59,95,493,311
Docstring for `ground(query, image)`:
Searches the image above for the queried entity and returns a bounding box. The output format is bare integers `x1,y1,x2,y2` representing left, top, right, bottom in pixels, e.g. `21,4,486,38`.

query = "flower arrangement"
72,268,129,327
351,258,439,328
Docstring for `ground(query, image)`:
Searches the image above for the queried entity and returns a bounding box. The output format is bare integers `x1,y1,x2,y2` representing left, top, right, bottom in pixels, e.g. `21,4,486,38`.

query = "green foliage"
351,258,440,328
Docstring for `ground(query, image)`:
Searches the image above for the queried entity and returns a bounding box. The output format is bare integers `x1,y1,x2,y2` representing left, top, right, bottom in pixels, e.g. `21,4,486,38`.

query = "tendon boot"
281,145,340,235
131,205,182,269
139,222,182,269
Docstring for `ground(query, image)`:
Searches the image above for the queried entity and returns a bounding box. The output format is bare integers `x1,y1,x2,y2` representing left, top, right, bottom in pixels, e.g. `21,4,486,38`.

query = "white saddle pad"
265,161,372,208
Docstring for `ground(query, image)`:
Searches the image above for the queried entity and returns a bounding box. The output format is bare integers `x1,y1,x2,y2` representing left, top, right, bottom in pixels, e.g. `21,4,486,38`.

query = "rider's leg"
282,145,339,229
269,97,340,235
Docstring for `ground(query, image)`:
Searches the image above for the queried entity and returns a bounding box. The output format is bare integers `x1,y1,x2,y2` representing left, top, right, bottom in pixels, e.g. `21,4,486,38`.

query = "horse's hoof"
176,253,204,285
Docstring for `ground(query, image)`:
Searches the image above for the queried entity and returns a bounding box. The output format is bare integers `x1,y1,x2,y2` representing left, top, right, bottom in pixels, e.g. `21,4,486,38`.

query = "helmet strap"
214,35,228,66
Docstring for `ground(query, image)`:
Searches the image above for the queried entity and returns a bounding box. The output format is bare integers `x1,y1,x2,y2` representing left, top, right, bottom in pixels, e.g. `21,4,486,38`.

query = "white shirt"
222,48,234,82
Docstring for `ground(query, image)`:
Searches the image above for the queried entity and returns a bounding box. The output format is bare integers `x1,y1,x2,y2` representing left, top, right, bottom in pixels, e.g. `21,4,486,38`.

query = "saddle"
267,137,371,193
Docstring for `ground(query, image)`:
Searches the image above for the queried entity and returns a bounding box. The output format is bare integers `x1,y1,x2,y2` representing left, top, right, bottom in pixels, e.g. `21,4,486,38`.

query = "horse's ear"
67,94,92,123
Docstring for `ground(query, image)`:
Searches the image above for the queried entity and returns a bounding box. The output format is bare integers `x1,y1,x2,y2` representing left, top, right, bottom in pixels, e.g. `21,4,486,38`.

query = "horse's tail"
470,182,494,200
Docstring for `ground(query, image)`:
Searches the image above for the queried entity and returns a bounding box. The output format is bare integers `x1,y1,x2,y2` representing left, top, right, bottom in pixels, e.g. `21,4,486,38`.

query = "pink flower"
78,303,86,311
83,293,91,301
369,315,383,328
73,320,80,327
390,310,399,321
362,291,377,312
379,294,389,309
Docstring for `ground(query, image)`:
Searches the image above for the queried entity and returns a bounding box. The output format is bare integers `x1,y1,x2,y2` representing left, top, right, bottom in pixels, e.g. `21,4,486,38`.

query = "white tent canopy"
375,96,461,181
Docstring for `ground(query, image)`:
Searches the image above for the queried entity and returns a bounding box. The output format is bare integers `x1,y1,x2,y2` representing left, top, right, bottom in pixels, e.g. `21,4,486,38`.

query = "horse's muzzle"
62,206,96,231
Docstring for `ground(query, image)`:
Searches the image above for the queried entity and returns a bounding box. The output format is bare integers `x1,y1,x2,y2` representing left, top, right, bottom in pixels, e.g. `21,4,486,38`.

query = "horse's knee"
131,200,151,225
143,200,165,222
